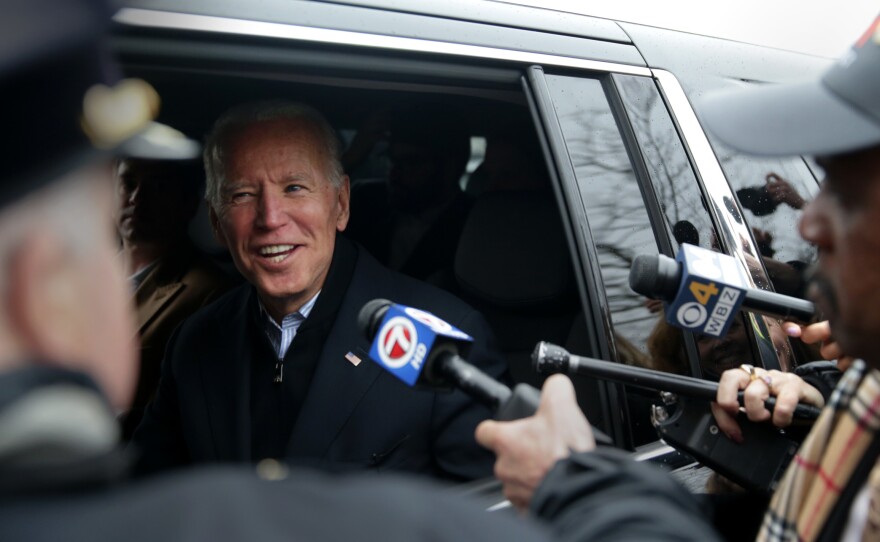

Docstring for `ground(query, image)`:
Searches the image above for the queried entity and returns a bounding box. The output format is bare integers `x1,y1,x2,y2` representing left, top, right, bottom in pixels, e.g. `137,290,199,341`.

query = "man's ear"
336,175,351,232
208,205,229,248
6,231,85,362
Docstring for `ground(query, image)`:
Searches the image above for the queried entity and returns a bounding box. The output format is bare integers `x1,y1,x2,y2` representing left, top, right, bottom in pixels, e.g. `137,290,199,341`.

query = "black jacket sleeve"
531,449,722,542
794,361,842,401
429,306,511,481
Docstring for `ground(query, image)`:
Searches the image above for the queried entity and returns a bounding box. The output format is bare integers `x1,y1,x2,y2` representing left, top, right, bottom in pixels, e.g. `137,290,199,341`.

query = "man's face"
114,159,195,244
799,146,880,364
211,119,350,317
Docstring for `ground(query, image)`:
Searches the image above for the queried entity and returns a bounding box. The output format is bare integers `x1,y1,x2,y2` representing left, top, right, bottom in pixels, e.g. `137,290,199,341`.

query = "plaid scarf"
758,360,880,542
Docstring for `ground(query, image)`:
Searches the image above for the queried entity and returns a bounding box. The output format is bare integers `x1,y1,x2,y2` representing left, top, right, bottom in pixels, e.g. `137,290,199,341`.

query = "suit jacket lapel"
285,327,381,457
199,285,252,462
287,239,383,457
133,258,186,334
136,282,185,335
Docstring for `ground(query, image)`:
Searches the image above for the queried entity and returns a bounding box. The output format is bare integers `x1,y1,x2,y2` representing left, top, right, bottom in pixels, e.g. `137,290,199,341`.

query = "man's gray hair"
203,101,345,209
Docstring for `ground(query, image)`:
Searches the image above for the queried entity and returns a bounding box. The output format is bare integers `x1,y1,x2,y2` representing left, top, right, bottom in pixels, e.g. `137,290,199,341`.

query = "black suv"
111,0,829,460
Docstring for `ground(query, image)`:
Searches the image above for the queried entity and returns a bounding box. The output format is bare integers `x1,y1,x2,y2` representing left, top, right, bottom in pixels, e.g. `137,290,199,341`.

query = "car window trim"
114,8,653,76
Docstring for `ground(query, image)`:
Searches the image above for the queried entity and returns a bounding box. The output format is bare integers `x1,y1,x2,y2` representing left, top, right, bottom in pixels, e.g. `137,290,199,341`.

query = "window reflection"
613,74,765,379
711,137,821,368
614,74,816,374
613,75,715,252
545,75,660,369
545,74,677,446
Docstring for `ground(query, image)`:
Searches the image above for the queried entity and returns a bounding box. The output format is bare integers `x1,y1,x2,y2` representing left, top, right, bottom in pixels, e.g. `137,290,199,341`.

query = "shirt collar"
259,290,321,331
128,259,160,289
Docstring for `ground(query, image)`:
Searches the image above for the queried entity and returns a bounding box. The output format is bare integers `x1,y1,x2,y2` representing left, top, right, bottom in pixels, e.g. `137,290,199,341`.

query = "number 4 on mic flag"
667,244,747,337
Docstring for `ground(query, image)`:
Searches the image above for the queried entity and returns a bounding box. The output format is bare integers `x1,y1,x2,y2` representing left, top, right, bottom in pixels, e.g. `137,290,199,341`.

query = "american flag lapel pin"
345,352,362,366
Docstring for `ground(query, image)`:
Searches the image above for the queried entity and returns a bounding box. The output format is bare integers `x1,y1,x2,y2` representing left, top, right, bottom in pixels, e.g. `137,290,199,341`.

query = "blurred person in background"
114,157,233,439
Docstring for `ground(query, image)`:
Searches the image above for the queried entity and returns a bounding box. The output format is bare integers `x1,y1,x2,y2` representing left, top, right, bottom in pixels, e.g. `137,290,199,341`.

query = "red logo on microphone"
376,316,418,369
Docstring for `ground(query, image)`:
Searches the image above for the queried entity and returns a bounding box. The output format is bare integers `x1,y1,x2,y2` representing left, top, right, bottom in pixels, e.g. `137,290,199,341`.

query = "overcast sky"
497,0,878,59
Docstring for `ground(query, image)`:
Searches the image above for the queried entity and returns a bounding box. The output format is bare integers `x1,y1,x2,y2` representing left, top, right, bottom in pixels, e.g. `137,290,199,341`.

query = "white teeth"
258,245,295,264
259,244,295,256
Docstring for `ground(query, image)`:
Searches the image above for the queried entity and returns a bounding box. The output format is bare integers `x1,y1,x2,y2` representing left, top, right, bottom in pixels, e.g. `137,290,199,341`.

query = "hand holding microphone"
712,366,825,443
358,299,602,510
627,246,828,479
785,320,854,371
474,375,595,512
359,299,610,434
533,342,821,420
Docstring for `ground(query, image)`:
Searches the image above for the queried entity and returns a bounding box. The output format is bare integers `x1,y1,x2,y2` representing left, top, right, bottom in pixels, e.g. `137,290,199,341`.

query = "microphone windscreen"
357,298,393,341
629,254,660,296
629,253,680,300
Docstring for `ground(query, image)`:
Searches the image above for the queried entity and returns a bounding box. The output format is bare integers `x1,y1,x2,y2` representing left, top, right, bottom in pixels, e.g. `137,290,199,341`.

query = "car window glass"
544,74,661,370
613,74,771,380
712,145,819,293
613,75,714,250
707,141,821,368
545,74,680,445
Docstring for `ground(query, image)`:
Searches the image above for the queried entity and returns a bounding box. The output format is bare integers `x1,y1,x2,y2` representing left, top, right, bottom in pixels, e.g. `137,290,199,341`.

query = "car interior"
122,51,619,422
118,17,823,453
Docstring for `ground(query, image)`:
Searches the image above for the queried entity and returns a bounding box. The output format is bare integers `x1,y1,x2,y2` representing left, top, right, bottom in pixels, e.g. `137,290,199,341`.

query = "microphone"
357,299,539,421
533,342,820,420
533,342,818,493
629,244,815,337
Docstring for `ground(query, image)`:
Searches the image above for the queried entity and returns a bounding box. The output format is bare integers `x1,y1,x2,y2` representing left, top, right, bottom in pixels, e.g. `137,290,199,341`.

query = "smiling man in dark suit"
132,101,507,481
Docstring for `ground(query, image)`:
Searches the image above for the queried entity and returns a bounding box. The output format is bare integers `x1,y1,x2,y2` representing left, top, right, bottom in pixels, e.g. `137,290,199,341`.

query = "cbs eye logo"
676,301,708,328
676,281,720,329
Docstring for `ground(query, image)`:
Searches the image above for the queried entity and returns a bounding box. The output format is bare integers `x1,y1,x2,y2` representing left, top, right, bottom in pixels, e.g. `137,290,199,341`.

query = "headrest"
454,191,574,311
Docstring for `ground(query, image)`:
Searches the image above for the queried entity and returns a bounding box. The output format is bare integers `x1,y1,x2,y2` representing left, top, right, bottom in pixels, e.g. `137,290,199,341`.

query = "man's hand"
783,320,854,371
475,374,595,512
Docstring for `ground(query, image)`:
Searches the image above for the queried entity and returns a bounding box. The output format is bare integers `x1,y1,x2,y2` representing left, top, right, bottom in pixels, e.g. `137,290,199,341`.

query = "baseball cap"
1,0,199,207
698,15,880,157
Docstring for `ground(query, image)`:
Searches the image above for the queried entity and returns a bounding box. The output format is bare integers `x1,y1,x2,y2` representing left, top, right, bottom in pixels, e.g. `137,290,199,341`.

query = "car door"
112,0,824,471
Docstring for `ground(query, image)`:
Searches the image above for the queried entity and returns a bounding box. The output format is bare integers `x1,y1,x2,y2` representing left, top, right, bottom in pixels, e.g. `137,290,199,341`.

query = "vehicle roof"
114,0,645,67
115,0,831,86
112,0,833,139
